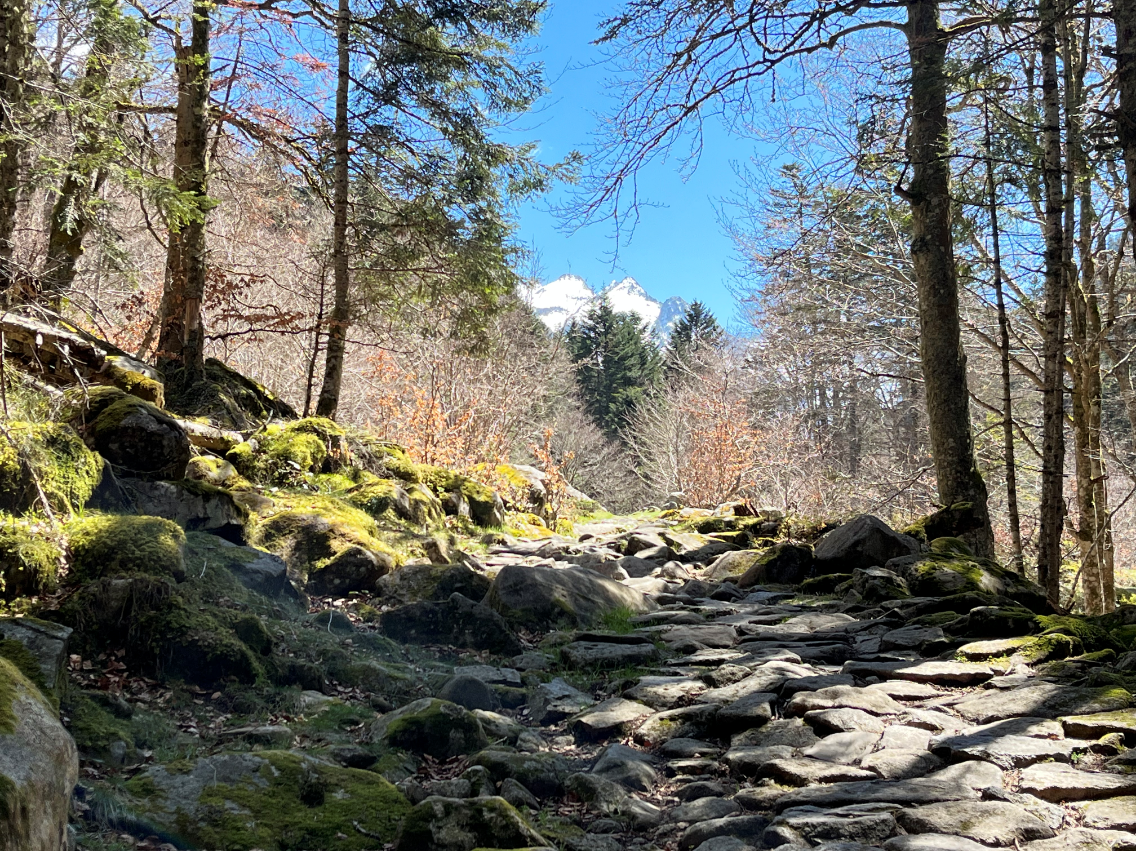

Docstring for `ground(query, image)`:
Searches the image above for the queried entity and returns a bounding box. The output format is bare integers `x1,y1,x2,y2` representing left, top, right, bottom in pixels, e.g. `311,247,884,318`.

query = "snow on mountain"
524,275,690,346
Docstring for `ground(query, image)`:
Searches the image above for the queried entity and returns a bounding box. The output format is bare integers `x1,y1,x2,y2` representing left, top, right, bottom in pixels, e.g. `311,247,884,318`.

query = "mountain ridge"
524,274,689,346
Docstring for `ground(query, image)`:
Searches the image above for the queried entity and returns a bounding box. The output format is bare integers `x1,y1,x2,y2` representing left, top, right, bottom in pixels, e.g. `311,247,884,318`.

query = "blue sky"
506,0,750,326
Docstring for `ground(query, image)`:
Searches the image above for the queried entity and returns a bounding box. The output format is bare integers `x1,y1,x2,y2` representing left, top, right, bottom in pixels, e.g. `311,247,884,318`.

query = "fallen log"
1,312,106,381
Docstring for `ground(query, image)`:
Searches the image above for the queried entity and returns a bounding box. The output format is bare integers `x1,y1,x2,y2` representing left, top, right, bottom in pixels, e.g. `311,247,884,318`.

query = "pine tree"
665,301,723,376
567,298,662,438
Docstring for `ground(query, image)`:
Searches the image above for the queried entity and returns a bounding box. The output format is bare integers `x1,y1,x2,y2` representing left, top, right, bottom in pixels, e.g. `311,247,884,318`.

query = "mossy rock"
371,698,489,759
66,514,186,584
0,513,65,600
1035,614,1122,653
345,477,413,520
799,573,852,595
416,466,505,527
126,750,408,851
163,356,298,430
79,390,192,480
251,494,401,585
186,455,252,491
62,690,135,762
902,503,982,544
891,552,1048,612
0,421,103,515
102,357,164,406
394,795,545,851
227,418,346,486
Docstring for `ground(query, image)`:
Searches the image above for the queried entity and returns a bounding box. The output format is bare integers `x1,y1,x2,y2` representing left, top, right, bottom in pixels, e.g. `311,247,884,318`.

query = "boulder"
840,567,910,603
485,564,655,629
570,698,655,742
0,617,71,702
86,391,191,480
438,675,501,711
0,421,103,516
565,773,663,829
191,534,298,599
371,698,488,759
307,545,394,596
0,657,78,851
472,750,571,798
125,750,408,849
735,544,815,587
813,515,919,572
378,594,522,655
376,562,490,605
886,552,1049,612
394,796,546,851
529,677,595,724
91,477,248,543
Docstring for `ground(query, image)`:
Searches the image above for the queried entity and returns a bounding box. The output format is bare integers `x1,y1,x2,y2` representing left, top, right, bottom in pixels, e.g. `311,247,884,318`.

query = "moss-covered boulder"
66,514,186,584
371,698,489,759
100,354,164,406
345,476,443,525
185,532,297,599
0,656,78,851
887,550,1049,613
0,514,65,600
227,417,346,485
251,496,399,593
185,455,250,490
78,389,191,480
836,566,911,604
0,618,71,703
418,466,506,527
735,544,815,587
902,503,985,544
814,514,920,572
125,750,408,850
394,795,546,851
471,750,572,798
0,421,103,515
90,477,250,543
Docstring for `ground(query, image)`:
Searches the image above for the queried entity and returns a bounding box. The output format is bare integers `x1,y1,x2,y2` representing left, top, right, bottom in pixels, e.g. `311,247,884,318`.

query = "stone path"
408,520,1137,851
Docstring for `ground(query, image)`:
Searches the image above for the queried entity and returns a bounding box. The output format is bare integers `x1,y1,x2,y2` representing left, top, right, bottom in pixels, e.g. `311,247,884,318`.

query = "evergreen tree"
567,298,662,438
665,301,723,376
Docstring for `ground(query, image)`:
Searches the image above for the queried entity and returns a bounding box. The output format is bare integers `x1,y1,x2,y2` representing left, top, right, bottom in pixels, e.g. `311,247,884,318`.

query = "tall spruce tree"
567,298,662,438
665,301,723,376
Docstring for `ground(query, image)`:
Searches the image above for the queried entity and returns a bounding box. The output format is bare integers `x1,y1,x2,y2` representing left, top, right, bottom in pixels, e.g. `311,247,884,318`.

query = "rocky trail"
27,506,1133,851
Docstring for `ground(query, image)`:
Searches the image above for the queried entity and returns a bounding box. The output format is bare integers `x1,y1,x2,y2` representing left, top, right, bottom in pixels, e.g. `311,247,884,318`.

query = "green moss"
0,639,47,699
1015,633,1082,664
103,361,164,406
0,512,65,600
0,656,48,735
930,537,974,556
230,614,272,655
1035,614,1121,652
598,606,636,635
314,472,359,493
66,514,186,584
227,418,346,486
188,751,409,851
0,421,103,515
344,477,406,519
63,691,135,759
186,456,252,491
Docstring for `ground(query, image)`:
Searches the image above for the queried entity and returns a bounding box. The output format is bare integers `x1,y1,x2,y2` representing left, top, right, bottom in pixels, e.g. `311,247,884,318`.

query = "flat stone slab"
895,800,1055,846
660,738,720,759
716,692,776,730
884,836,991,851
1020,827,1138,850
925,760,1005,789
634,704,720,747
758,757,878,786
659,624,739,649
952,683,1133,725
860,749,943,780
878,725,932,751
865,681,941,701
671,797,742,822
731,718,819,750
723,745,795,777
786,685,905,717
570,698,654,742
843,659,996,686
529,677,595,724
453,665,523,686
930,717,1080,769
804,708,887,734
1076,796,1137,831
1017,763,1137,802
561,641,661,668
700,663,813,702
764,802,899,848
801,731,880,765
773,777,983,814
1059,709,1136,743
624,676,708,709
678,815,770,851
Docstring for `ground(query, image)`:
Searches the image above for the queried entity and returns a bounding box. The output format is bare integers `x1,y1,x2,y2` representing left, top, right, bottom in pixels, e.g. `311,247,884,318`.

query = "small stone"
679,815,771,851
763,803,899,848
781,674,856,695
716,692,776,730
499,777,539,809
865,681,940,701
571,698,655,742
804,708,887,734
731,718,819,750
624,676,709,709
723,746,796,777
801,732,880,765
786,685,904,717
1017,763,1137,802
529,677,595,724
660,738,720,759
925,760,1004,789
758,757,878,786
879,625,948,653
592,743,658,792
860,749,943,780
672,797,743,822
878,725,931,751
438,675,501,711
666,759,718,777
676,780,727,801
634,704,720,747
691,838,754,851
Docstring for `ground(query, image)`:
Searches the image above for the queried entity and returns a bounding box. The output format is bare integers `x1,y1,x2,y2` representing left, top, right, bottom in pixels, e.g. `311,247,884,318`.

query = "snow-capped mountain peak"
524,275,690,346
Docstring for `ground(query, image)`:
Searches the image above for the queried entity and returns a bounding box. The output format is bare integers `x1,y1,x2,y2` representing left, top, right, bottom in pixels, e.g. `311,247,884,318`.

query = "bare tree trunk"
903,0,995,557
983,75,1024,574
1115,0,1135,235
315,0,352,420
157,0,211,389
0,0,31,296
1036,0,1067,607
42,7,118,308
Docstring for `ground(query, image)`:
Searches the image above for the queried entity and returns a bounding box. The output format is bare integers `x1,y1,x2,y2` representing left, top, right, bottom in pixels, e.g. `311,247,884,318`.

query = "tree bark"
157,0,211,389
904,0,995,557
983,74,1024,574
0,0,31,296
1036,0,1067,607
42,5,119,308
315,0,352,419
1116,0,1135,236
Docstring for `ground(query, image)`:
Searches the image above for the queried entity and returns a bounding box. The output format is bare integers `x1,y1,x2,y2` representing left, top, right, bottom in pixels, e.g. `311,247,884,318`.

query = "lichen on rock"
0,421,103,515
